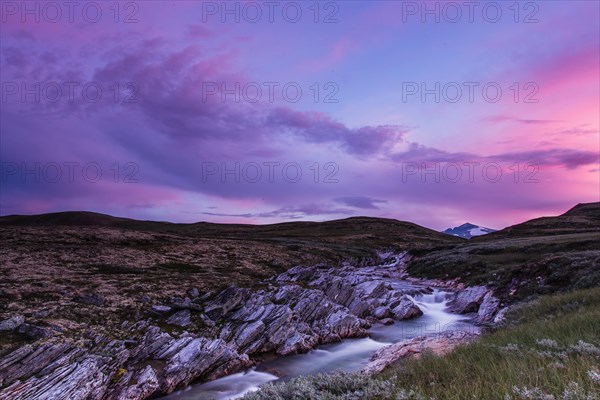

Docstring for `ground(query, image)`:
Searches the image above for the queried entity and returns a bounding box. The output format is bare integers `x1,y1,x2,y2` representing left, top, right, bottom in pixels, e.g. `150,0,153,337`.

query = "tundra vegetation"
0,203,598,399
242,287,600,400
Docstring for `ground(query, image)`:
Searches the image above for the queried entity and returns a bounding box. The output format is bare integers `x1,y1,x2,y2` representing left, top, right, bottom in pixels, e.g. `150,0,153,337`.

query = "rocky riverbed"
0,253,502,400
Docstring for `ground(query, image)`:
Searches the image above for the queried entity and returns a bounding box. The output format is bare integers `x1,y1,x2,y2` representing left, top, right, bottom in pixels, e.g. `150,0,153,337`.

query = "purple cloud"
334,196,387,210
391,144,599,170
199,204,355,220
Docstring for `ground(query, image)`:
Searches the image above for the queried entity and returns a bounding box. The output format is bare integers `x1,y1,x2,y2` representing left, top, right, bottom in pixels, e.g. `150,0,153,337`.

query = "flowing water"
161,288,477,400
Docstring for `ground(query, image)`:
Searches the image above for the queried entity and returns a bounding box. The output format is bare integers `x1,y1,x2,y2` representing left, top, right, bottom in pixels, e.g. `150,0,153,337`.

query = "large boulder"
390,296,423,320
447,286,489,314
475,292,501,324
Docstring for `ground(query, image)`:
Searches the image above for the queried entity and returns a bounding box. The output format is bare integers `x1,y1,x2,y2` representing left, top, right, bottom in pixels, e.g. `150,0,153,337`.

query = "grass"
406,203,600,304
407,233,600,302
242,287,600,399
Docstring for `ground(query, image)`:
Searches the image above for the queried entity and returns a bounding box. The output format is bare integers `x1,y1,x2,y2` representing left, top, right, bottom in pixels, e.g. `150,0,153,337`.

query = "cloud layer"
1,2,598,230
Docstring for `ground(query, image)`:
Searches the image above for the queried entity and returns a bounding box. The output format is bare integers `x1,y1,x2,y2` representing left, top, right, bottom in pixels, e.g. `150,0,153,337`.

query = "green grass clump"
382,287,600,399
242,288,600,400
407,233,600,301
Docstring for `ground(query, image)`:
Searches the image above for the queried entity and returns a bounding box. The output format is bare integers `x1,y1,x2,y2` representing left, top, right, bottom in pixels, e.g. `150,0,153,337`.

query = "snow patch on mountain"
442,223,497,239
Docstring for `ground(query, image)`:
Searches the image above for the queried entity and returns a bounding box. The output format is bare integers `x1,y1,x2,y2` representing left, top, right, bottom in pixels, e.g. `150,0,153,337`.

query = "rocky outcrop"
447,286,489,314
362,330,479,374
0,315,24,331
166,310,191,327
446,285,501,324
217,285,369,356
0,252,501,400
0,326,251,400
276,254,428,322
0,253,426,400
474,291,501,324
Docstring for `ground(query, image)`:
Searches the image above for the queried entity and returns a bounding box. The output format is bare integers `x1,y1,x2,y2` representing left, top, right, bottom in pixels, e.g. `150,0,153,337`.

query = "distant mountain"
442,222,496,239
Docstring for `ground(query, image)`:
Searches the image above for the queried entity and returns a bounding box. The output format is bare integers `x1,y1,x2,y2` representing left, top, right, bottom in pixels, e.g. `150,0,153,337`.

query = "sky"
1,0,599,231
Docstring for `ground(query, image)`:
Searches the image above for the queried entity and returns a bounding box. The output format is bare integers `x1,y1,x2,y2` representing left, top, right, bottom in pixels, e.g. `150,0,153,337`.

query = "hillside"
474,202,600,240
0,212,460,352
408,202,600,302
1,205,598,399
0,212,460,250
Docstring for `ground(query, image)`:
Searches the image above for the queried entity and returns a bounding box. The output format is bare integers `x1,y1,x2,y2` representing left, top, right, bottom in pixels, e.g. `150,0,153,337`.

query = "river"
161,288,477,400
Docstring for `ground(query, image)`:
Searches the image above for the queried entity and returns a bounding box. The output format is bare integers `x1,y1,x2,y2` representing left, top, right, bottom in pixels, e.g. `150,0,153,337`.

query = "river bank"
161,286,480,400
0,253,501,400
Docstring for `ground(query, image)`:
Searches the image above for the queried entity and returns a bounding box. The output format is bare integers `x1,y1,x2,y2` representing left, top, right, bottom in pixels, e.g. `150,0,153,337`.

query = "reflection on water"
257,337,390,378
161,289,477,400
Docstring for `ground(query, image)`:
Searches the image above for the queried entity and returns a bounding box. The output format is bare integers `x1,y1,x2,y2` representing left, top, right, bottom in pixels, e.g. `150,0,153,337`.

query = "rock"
200,315,216,328
373,306,391,319
32,309,50,318
166,310,191,327
204,286,250,320
363,331,479,374
390,297,423,320
0,325,247,399
0,315,24,331
170,297,192,310
151,305,172,314
3,355,107,399
355,281,388,299
118,365,160,400
348,300,372,318
447,286,489,314
159,337,251,392
326,311,365,338
279,331,318,355
17,323,50,340
72,293,105,306
475,291,501,324
2,252,440,400
276,265,317,282
169,297,201,312
272,285,303,304
197,291,213,302
493,307,509,324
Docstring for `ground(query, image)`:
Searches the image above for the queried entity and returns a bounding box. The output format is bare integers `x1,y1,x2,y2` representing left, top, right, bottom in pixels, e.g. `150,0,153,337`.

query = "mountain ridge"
442,222,497,239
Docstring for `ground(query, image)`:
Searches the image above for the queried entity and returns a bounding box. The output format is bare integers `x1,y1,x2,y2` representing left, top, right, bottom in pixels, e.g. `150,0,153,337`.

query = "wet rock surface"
0,253,499,400
446,285,501,324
